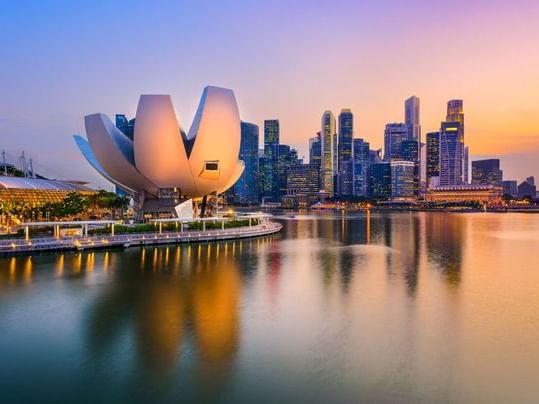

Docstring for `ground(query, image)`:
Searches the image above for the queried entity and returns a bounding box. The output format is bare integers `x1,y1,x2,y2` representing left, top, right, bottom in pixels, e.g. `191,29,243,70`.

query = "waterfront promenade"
0,222,282,256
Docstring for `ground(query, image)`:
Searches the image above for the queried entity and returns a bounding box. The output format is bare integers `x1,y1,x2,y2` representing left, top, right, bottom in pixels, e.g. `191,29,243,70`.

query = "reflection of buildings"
378,213,421,295
425,213,464,285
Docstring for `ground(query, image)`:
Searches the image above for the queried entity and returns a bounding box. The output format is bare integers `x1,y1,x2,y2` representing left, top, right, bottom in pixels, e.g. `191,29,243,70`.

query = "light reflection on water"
0,212,539,403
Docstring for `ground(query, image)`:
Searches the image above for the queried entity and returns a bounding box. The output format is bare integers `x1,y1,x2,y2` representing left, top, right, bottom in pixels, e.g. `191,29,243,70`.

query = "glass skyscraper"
405,96,421,142
471,159,503,186
369,162,391,200
390,160,415,198
384,123,409,161
337,109,353,196
115,114,135,140
352,138,370,197
426,131,440,188
443,99,466,185
233,121,259,204
263,120,280,200
320,111,336,197
401,140,419,196
439,121,464,186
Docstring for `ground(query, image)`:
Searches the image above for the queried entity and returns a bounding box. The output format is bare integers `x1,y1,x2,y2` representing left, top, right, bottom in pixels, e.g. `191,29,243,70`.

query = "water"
1,212,539,403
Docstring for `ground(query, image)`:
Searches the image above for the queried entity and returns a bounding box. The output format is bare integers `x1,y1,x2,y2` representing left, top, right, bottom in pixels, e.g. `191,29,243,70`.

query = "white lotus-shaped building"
74,86,244,214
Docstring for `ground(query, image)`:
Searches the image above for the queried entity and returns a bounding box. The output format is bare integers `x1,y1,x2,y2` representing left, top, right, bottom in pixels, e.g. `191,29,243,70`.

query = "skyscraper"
115,114,135,140
282,164,321,208
405,96,420,142
472,159,503,186
444,99,466,185
352,138,370,197
321,111,336,197
446,99,464,126
439,121,464,186
309,133,322,169
384,123,409,161
463,146,469,184
233,121,259,204
400,140,419,196
390,160,415,198
369,162,391,200
337,109,353,196
263,120,280,200
264,119,280,148
426,131,440,188
272,144,297,200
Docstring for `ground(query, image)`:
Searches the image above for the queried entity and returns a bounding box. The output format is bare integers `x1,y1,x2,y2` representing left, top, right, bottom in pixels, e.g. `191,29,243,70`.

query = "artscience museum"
74,86,244,217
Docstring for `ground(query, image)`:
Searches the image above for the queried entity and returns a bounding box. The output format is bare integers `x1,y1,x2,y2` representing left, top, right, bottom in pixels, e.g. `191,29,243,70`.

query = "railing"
0,222,282,254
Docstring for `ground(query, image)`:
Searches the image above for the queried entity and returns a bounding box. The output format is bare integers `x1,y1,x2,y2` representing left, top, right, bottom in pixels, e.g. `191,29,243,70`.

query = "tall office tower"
426,132,440,188
282,164,321,208
352,138,370,197
233,121,260,204
420,142,427,193
390,160,415,199
309,133,322,167
463,146,469,184
446,99,464,126
369,162,392,200
320,111,336,197
400,140,419,196
384,123,409,161
471,159,503,185
115,114,135,140
263,120,280,200
445,99,465,184
526,176,535,186
337,109,354,196
309,133,322,190
439,121,464,186
405,96,421,142
273,144,297,200
264,119,280,147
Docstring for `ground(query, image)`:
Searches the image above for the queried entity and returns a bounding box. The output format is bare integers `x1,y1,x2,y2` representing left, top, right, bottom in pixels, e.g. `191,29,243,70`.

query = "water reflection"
82,241,250,399
2,213,539,402
425,213,465,286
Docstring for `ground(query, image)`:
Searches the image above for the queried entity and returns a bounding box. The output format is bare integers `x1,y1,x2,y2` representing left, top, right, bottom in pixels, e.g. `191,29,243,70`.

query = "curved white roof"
0,177,93,191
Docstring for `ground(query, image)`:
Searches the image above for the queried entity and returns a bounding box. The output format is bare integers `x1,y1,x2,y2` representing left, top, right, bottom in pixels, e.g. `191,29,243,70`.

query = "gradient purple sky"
1,0,538,188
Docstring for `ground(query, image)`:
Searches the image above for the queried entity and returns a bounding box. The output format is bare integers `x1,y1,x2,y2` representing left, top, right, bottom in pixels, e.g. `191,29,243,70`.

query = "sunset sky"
1,0,538,188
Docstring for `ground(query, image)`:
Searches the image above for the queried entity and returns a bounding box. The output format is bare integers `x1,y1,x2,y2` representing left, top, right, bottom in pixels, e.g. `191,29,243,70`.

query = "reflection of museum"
82,244,242,375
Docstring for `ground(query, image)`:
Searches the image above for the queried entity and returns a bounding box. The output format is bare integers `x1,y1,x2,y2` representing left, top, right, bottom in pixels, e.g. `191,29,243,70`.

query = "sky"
1,0,538,189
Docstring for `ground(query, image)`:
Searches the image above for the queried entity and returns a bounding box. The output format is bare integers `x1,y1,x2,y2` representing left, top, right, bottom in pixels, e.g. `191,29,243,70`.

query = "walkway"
0,222,282,256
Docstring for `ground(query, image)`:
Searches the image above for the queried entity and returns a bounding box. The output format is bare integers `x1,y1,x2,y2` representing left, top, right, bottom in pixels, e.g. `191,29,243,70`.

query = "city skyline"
1,0,538,188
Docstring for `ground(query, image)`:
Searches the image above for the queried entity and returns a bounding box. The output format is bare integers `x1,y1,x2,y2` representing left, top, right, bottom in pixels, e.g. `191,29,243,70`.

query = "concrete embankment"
0,223,282,256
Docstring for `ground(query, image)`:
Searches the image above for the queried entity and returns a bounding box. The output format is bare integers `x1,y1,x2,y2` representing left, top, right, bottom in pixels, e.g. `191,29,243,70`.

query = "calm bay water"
1,212,539,403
